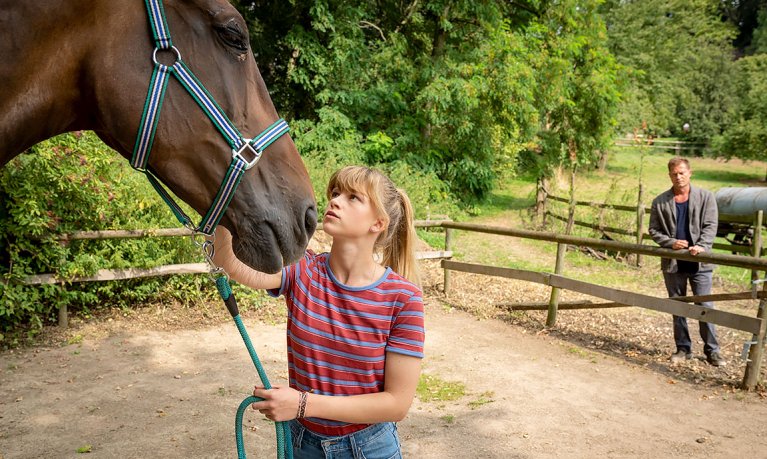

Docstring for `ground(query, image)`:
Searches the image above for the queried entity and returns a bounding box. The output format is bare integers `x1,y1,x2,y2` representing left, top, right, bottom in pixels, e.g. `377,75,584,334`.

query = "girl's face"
323,187,383,239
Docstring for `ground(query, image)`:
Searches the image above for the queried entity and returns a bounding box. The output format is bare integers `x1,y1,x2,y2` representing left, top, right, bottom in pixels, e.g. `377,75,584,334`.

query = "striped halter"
132,0,290,236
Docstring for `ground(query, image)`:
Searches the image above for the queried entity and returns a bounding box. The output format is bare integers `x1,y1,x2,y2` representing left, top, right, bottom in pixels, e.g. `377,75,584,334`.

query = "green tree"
603,0,737,141
711,54,767,167
750,7,767,54
234,0,620,203
234,0,543,202
526,0,621,177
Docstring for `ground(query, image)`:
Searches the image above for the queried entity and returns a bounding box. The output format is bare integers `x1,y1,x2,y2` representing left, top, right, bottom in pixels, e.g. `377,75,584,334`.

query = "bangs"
326,166,376,200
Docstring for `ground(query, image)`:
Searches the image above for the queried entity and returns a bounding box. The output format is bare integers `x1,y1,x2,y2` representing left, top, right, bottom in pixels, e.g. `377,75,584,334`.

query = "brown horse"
0,0,317,273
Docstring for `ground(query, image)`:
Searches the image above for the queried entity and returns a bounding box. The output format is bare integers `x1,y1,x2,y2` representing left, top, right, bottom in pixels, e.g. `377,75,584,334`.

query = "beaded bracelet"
296,391,308,419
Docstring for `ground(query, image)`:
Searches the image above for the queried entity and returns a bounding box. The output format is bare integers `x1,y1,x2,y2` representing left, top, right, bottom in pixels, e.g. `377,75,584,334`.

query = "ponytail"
381,189,420,286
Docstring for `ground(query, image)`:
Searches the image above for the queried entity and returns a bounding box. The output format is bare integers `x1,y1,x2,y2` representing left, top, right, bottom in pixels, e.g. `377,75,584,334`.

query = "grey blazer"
648,185,718,273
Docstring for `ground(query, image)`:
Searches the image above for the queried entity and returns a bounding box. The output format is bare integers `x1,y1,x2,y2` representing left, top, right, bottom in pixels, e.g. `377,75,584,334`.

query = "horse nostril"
304,203,318,236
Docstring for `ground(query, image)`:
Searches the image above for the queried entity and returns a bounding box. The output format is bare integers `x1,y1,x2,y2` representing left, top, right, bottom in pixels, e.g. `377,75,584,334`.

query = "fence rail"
441,221,767,271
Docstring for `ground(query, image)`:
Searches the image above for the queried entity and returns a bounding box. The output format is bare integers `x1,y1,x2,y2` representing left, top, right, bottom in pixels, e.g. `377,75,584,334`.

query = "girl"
212,165,425,458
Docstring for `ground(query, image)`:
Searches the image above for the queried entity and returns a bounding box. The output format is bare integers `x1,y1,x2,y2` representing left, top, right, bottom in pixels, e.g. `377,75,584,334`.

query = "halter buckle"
232,139,262,170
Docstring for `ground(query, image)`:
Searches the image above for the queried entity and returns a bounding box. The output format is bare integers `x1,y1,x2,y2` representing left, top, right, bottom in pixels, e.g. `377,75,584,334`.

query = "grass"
416,374,466,403
467,391,495,410
462,149,767,291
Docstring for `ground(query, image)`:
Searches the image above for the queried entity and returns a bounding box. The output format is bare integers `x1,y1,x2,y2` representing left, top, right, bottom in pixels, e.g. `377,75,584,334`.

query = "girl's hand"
251,385,301,422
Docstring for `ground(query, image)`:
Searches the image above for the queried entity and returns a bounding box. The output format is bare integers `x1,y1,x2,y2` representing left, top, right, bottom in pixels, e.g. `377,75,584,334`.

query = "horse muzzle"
230,198,317,273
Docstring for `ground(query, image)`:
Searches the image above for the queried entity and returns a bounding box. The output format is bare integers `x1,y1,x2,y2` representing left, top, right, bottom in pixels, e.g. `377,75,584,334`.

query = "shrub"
0,133,204,338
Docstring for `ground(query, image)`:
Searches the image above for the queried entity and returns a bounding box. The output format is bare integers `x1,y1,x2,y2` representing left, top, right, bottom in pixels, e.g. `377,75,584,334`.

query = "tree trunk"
597,150,609,171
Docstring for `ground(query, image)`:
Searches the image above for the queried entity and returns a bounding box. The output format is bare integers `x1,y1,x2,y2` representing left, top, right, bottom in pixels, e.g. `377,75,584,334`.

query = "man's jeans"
662,270,720,355
290,420,402,459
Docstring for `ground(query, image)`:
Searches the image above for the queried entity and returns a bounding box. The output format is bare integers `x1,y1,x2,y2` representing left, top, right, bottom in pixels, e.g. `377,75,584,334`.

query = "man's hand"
689,245,705,256
672,239,689,250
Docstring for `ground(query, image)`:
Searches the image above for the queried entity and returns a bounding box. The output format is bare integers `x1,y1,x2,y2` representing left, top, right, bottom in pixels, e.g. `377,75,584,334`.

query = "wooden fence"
12,216,767,389
435,220,767,390
18,220,453,328
613,138,707,154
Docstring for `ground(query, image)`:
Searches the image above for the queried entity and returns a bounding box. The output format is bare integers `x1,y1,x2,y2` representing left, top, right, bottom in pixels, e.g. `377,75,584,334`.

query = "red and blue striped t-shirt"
269,250,425,436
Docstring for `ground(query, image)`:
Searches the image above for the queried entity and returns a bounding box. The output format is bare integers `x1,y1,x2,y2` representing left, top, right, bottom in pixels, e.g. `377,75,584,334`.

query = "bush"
0,133,205,338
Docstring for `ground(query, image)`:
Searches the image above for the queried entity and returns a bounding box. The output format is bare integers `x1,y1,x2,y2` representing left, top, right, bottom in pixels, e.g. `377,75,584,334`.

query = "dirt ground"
2,232,767,458
2,287,767,458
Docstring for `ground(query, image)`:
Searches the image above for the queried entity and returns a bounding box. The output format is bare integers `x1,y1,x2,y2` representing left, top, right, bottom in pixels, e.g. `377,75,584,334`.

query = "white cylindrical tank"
715,187,767,216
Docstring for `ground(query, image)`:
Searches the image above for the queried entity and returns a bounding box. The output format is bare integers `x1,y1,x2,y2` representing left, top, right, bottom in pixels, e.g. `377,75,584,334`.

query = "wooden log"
441,260,551,284
712,242,752,254
546,213,750,254
549,275,762,334
499,291,767,311
502,301,627,311
547,194,641,213
22,263,211,285
441,260,763,334
415,250,453,260
546,211,634,236
21,251,451,286
63,228,194,241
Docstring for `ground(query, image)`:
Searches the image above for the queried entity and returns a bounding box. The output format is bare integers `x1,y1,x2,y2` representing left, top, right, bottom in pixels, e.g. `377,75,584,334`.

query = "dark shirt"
675,200,698,273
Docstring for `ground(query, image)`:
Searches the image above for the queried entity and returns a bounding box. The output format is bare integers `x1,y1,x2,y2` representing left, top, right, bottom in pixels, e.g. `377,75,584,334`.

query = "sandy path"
2,301,765,458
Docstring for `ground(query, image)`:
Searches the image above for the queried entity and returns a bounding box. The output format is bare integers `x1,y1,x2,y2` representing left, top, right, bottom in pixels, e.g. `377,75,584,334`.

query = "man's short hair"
667,157,690,172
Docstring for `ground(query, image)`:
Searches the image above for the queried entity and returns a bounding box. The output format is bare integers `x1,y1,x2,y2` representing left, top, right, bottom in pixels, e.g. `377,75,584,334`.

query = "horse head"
0,0,316,273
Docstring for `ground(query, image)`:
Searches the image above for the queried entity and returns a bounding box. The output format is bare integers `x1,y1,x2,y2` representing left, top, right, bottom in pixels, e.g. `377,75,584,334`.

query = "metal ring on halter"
191,230,209,248
152,45,182,66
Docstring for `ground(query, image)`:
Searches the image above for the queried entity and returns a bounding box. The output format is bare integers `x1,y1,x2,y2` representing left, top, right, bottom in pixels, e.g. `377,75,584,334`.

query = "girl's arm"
209,228,282,291
252,352,421,423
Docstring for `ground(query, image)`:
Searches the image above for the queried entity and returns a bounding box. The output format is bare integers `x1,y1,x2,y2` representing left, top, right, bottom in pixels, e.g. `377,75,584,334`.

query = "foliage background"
2,0,766,339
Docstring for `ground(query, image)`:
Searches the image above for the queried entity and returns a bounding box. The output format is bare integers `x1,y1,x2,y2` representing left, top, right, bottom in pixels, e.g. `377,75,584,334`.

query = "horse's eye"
215,22,248,53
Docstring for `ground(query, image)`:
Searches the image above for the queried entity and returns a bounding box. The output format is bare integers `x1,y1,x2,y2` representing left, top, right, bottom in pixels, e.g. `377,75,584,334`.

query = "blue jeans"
662,270,720,355
290,420,402,459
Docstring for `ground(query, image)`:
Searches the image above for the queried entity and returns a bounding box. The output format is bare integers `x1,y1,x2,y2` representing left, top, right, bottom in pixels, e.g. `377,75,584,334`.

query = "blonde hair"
326,166,420,285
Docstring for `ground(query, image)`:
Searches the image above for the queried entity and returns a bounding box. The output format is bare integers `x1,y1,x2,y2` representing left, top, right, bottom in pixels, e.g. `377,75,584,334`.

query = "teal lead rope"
215,276,293,459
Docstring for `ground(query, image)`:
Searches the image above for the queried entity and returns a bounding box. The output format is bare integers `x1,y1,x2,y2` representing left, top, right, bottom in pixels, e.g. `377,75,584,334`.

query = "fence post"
547,167,576,327
58,294,68,328
743,211,765,390
635,183,645,267
751,210,763,297
443,227,454,295
535,178,548,226
743,282,767,390
57,238,69,328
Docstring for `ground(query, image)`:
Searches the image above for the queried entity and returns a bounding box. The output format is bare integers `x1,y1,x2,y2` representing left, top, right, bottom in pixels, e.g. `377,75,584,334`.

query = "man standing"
649,157,725,366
